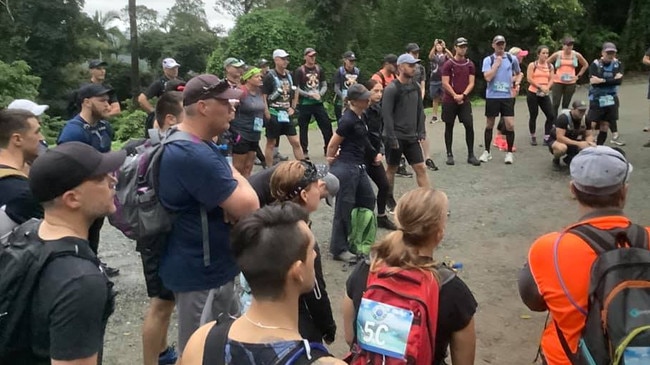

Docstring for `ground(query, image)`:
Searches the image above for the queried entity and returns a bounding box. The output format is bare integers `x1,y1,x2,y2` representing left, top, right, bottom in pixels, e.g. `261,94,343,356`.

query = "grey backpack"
0,168,27,245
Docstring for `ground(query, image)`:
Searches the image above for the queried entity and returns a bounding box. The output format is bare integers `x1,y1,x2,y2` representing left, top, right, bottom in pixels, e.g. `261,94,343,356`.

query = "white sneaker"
610,134,626,146
504,152,514,164
644,125,650,132
479,151,492,163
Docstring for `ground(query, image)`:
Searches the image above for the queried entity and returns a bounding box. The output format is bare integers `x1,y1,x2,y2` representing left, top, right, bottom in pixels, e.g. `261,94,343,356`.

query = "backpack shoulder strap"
375,71,386,87
506,53,513,64
0,167,27,180
283,340,331,364
569,224,612,254
202,319,235,365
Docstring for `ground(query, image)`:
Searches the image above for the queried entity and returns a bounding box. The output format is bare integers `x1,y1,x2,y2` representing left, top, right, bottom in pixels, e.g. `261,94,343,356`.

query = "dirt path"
100,80,650,365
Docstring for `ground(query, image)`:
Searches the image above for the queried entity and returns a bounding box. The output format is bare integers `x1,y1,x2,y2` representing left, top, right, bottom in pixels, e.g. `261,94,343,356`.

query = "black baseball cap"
406,43,420,53
182,74,243,106
256,58,269,67
346,84,371,100
78,84,113,101
383,54,398,64
29,142,126,203
572,100,588,111
342,51,357,61
89,60,108,69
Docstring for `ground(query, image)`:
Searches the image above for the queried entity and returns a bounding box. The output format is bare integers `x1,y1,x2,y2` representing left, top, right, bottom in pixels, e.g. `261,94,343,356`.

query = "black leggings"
526,91,555,136
365,161,389,215
551,83,576,112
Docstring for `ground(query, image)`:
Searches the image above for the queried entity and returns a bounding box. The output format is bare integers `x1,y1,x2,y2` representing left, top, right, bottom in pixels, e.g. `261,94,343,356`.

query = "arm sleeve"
57,122,89,145
302,243,336,339
145,80,163,99
588,61,599,78
445,277,478,333
603,62,624,86
49,274,108,361
319,80,328,95
381,85,397,140
294,68,311,97
333,70,343,98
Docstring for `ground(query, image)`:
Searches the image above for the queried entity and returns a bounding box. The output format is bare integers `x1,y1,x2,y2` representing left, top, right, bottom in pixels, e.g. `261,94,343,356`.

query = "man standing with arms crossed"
480,35,522,165
383,53,429,212
441,37,481,166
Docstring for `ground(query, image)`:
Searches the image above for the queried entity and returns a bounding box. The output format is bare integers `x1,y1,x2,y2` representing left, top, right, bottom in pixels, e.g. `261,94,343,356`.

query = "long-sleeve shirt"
381,79,425,143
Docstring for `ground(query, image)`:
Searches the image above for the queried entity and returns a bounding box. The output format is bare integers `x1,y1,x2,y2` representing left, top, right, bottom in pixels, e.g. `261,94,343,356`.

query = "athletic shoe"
396,160,413,177
552,157,561,171
274,152,289,161
377,215,397,230
467,155,481,166
430,116,438,124
100,261,120,278
386,196,397,214
530,136,538,146
426,158,439,171
479,151,492,163
445,154,455,166
644,125,650,132
504,152,514,164
159,345,178,365
610,135,626,146
333,250,357,263
644,140,650,147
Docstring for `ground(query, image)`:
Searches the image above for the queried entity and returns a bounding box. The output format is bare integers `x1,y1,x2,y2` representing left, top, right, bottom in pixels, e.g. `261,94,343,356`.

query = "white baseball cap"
272,49,290,59
162,58,181,69
7,99,49,116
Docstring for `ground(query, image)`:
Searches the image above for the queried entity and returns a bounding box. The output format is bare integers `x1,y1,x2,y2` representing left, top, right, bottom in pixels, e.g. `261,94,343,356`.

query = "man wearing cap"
480,35,522,165
518,146,646,365
547,37,589,113
256,58,269,76
333,51,361,120
294,47,332,158
138,57,183,131
89,60,121,117
157,74,259,356
548,100,594,170
587,42,624,146
24,141,125,364
383,53,430,195
371,54,398,88
223,57,245,87
58,83,119,276
441,37,481,166
262,49,304,168
0,109,45,228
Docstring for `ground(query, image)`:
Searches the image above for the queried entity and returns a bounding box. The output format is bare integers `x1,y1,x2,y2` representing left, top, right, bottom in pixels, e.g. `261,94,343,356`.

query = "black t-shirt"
646,48,650,79
551,111,586,141
336,109,369,164
333,66,361,99
145,77,185,99
247,165,278,207
29,237,114,363
0,165,43,223
262,70,294,110
346,260,477,365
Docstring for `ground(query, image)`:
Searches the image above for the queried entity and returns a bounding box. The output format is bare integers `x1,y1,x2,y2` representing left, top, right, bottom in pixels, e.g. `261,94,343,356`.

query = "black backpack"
554,223,650,364
0,219,98,360
203,318,331,365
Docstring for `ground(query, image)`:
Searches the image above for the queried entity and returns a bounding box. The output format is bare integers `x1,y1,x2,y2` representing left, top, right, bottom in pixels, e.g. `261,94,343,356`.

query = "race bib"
624,347,650,365
253,117,263,132
356,298,414,359
277,110,290,123
492,81,510,93
598,95,615,107
561,73,573,82
342,89,348,98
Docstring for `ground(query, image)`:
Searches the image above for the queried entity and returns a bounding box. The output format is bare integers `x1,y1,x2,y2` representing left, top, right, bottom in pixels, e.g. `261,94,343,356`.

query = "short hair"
365,79,379,90
270,161,317,204
155,91,183,127
573,185,625,209
230,202,310,300
0,109,36,148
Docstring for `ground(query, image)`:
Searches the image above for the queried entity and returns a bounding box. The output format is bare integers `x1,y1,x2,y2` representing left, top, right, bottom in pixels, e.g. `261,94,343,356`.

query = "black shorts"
548,138,580,157
232,138,259,155
266,114,297,139
587,96,619,124
429,82,443,99
442,102,473,124
485,98,515,118
137,238,174,301
386,139,424,166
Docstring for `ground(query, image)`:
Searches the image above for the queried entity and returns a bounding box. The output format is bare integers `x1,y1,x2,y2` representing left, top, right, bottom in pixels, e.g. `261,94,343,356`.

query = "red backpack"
350,266,440,364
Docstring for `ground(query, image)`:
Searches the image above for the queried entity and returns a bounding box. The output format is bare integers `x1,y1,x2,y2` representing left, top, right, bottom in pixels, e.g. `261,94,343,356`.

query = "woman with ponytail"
342,187,477,365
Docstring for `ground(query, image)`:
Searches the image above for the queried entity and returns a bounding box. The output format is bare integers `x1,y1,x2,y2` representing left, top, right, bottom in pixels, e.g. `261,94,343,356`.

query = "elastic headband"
242,67,262,82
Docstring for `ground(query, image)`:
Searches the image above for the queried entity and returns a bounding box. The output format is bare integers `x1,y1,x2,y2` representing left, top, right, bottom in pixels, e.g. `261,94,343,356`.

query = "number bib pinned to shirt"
561,73,573,82
277,110,290,123
624,346,650,365
598,95,615,108
342,89,348,99
253,117,264,132
356,298,414,359
492,81,510,93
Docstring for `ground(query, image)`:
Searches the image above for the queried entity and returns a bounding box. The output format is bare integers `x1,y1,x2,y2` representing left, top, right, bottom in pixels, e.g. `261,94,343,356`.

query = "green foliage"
114,110,149,142
0,60,41,108
39,114,65,145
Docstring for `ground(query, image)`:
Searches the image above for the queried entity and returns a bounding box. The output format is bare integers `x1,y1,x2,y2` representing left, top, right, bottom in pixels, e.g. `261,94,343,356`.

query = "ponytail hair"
370,188,448,275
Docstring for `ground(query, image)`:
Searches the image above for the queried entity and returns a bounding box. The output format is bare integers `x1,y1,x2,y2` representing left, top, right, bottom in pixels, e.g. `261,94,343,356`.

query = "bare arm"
547,51,559,66
326,132,344,163
464,74,475,95
576,52,589,78
643,55,650,66
449,317,476,365
179,321,214,365
107,102,121,117
220,169,260,220
419,80,425,100
342,294,355,346
137,93,154,113
52,355,98,365
548,65,555,89
526,63,536,87
441,75,455,97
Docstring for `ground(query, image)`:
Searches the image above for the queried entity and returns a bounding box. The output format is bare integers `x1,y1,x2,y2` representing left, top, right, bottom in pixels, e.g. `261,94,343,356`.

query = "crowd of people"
1,32,649,365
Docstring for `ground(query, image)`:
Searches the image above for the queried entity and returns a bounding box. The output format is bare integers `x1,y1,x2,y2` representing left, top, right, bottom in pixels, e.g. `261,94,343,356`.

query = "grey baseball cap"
321,172,339,206
346,84,371,100
396,53,420,65
570,146,632,195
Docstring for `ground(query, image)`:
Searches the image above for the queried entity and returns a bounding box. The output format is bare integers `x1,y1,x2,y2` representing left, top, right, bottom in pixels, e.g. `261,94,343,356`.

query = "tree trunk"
128,0,140,106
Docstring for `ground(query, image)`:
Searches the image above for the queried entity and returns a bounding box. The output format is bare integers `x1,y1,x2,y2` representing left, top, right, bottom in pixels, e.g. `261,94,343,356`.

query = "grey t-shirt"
413,64,426,85
231,90,265,142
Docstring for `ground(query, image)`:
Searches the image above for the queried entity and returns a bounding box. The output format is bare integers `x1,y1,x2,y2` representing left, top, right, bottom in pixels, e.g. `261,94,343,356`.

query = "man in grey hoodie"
383,53,430,203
